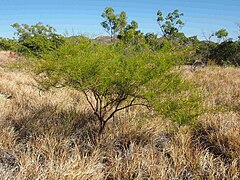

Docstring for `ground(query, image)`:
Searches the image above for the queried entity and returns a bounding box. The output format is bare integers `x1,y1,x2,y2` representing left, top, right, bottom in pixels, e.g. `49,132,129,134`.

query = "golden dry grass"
0,51,20,67
0,56,240,179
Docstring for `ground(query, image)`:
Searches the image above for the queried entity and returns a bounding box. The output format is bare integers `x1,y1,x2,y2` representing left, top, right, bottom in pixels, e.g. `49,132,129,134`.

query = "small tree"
157,9,185,38
35,37,198,136
101,7,127,41
215,28,228,43
118,20,144,46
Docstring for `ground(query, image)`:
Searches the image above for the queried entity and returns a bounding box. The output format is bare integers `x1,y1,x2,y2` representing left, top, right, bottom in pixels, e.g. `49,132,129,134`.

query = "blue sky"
0,0,239,40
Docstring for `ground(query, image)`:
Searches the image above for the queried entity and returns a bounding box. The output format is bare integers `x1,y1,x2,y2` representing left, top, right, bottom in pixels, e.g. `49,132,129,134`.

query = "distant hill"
67,35,118,44
94,36,118,44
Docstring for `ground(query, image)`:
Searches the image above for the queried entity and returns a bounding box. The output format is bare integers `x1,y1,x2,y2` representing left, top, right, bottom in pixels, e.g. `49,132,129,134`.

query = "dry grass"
0,51,20,67
0,56,240,179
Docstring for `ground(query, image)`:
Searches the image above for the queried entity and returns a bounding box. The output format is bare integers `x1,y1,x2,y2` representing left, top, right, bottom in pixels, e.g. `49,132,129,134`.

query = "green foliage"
101,7,127,41
155,87,203,125
195,37,240,66
144,33,162,51
35,37,202,135
210,40,240,66
0,37,20,51
195,40,216,64
157,9,185,38
11,22,65,57
101,7,146,48
215,29,228,43
118,20,145,46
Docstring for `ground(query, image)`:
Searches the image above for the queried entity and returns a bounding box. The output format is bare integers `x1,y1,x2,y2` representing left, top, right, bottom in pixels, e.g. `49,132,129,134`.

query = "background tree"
215,28,228,43
157,9,184,38
209,40,240,66
118,20,144,46
0,37,19,52
101,7,127,41
118,11,127,34
11,22,65,57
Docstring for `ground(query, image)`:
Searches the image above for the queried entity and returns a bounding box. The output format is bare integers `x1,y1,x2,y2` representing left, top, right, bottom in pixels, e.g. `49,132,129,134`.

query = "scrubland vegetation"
0,7,240,179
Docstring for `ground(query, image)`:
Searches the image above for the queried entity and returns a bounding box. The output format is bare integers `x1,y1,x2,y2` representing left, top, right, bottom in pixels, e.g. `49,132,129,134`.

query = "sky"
0,0,240,40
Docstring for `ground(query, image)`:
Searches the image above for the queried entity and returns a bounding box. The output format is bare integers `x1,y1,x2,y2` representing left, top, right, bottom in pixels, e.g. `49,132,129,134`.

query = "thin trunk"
98,120,107,138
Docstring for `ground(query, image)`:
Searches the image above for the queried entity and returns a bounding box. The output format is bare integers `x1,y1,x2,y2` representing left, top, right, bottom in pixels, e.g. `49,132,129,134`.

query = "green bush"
35,37,202,135
11,22,65,57
0,37,20,51
144,33,162,51
210,41,240,66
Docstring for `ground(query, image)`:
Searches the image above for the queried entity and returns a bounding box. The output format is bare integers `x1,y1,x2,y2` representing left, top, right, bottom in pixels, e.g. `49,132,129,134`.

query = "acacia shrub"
11,22,65,57
35,37,202,135
0,38,20,52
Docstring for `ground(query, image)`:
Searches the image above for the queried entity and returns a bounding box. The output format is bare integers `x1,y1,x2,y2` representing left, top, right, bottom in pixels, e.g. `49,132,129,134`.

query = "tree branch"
82,90,102,120
104,96,150,122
